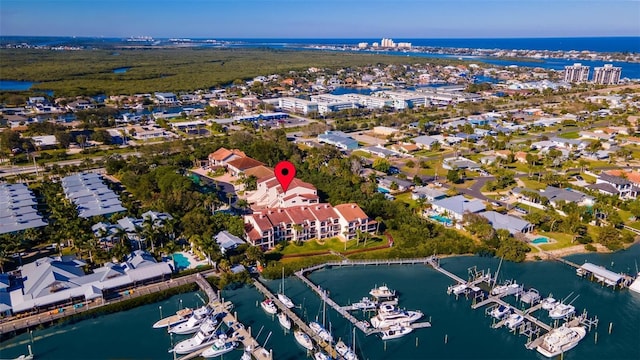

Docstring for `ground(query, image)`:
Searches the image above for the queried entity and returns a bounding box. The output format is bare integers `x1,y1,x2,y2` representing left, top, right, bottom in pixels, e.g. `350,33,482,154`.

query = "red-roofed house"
208,147,247,168
247,175,318,209
226,157,264,176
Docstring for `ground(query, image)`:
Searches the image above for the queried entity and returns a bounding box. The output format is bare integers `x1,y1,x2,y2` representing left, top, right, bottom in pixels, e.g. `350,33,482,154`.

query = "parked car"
514,207,529,215
575,175,584,181
491,201,502,208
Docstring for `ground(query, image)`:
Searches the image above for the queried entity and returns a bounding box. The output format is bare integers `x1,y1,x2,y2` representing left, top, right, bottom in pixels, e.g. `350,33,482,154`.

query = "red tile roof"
227,157,264,171
334,203,368,222
209,147,246,161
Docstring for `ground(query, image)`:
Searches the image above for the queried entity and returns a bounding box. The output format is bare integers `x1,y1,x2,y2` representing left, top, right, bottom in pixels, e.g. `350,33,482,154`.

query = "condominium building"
593,64,622,85
563,63,590,83
244,203,376,249
380,38,395,48
278,97,318,115
247,175,319,209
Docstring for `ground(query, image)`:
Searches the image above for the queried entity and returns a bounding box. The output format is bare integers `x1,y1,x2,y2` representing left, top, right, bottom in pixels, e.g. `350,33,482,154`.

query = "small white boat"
549,303,575,319
169,305,213,335
278,312,291,330
277,293,295,309
380,324,413,340
309,321,333,343
335,340,358,360
260,299,278,315
294,329,314,351
541,296,557,311
448,283,467,295
172,319,222,355
201,339,238,358
371,305,423,328
370,285,396,299
153,308,193,329
504,313,524,330
314,351,331,360
536,325,587,358
489,305,511,320
351,297,377,310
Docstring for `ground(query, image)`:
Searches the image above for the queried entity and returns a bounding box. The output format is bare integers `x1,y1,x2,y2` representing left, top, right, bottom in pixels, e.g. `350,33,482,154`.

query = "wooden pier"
252,279,338,358
177,274,273,360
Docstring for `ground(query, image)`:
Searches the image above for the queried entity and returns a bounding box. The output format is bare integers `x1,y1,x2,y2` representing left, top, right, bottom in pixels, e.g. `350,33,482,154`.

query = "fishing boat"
168,305,214,335
380,323,413,340
489,305,511,320
541,296,557,311
351,297,377,310
504,313,524,330
277,267,295,309
294,329,314,351
278,312,291,330
548,303,575,319
491,281,520,296
447,283,467,295
536,325,587,358
369,285,396,300
260,299,278,315
201,338,238,358
152,308,193,329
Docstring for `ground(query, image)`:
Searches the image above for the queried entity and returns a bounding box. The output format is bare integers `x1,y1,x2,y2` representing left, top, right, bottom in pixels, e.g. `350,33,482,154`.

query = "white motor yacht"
169,305,213,335
309,321,333,343
536,325,587,358
335,340,358,360
153,308,193,329
260,299,278,315
541,296,557,311
504,313,524,330
489,305,511,320
380,324,413,340
278,312,291,330
294,329,314,351
172,319,223,355
201,339,238,358
369,285,396,299
548,303,575,319
370,305,423,328
492,282,520,296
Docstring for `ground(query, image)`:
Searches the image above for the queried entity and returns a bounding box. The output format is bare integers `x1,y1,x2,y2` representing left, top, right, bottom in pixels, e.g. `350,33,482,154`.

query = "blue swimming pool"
531,237,548,244
378,187,390,194
429,214,453,225
173,253,191,270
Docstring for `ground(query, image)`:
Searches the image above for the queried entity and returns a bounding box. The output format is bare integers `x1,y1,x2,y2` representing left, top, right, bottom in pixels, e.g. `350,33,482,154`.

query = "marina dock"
294,258,434,336
177,274,273,360
547,253,634,289
252,279,338,358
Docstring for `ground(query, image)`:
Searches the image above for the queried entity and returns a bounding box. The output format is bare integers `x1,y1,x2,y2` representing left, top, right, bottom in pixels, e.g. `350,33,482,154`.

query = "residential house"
412,135,439,150
361,145,404,158
430,195,486,221
215,230,246,255
155,92,178,104
512,186,595,208
411,186,447,201
226,157,264,177
318,131,359,150
378,176,413,192
442,156,480,170
479,211,534,235
592,173,639,199
391,143,419,154
208,147,247,168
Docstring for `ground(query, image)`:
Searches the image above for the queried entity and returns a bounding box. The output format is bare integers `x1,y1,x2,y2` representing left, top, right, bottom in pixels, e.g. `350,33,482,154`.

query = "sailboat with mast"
309,289,333,343
336,327,358,360
277,267,295,309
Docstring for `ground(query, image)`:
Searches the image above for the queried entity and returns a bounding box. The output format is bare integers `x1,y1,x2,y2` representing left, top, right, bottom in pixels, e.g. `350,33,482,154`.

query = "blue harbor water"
113,67,130,74
1,244,639,359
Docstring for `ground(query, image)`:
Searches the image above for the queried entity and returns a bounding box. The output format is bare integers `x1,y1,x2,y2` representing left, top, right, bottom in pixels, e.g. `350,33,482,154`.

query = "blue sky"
1,0,639,38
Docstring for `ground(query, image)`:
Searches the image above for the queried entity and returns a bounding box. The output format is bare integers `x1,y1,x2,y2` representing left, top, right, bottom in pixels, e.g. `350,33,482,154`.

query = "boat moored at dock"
172,318,224,355
294,329,314,350
278,311,291,330
201,338,239,358
380,323,413,340
541,296,557,311
168,305,214,335
152,308,193,329
309,321,333,343
535,325,587,358
369,285,396,300
489,305,511,320
370,304,423,328
504,313,524,330
260,299,278,315
548,303,575,319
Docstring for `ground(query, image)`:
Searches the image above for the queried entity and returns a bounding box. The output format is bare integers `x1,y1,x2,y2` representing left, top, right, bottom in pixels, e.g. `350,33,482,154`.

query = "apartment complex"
247,175,319,209
593,64,622,85
244,203,376,249
563,63,590,83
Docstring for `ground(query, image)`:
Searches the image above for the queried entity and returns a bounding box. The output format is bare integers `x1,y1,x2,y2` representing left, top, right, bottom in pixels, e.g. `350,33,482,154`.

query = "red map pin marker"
274,160,296,193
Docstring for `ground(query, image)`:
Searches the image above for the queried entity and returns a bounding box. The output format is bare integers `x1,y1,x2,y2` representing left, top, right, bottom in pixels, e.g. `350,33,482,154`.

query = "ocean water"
1,244,639,359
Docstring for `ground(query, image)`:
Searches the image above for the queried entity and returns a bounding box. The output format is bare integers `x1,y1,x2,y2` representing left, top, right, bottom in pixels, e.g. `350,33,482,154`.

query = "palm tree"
375,216,383,234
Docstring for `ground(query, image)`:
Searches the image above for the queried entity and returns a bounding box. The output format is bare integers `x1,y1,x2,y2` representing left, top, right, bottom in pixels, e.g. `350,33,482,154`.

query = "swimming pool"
378,187,390,194
531,237,548,244
429,214,453,225
173,253,191,270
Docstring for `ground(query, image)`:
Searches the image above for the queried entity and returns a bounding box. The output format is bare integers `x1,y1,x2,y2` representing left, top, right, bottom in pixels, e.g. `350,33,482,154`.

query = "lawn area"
558,131,580,139
519,177,547,190
538,232,576,251
394,192,416,206
352,150,372,158
277,236,386,255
